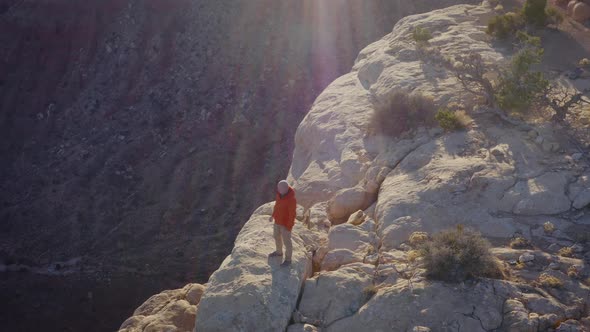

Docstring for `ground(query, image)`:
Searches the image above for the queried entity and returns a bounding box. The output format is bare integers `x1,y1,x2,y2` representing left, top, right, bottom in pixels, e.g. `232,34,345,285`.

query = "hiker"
268,180,297,267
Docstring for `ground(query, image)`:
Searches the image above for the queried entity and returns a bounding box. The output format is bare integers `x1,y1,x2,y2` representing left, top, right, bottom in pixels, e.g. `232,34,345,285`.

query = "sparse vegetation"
558,246,574,257
435,108,469,131
538,273,563,288
370,90,436,137
412,26,432,44
540,83,590,123
487,0,561,39
543,221,555,234
486,12,524,39
510,237,531,249
420,226,501,282
443,52,497,106
580,58,590,68
408,232,429,247
567,266,581,279
495,32,548,112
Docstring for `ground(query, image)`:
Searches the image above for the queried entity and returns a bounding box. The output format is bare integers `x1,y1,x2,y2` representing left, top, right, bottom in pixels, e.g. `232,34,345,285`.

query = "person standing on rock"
268,180,297,267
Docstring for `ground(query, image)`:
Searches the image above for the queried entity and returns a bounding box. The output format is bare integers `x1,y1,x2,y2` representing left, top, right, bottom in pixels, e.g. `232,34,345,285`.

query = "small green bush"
370,90,436,137
421,226,501,282
522,0,548,26
486,12,524,39
412,26,432,44
435,109,466,132
495,33,548,111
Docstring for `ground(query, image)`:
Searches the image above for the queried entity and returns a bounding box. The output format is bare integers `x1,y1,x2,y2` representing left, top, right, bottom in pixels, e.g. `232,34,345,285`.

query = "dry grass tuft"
510,237,531,249
558,247,574,258
538,273,563,288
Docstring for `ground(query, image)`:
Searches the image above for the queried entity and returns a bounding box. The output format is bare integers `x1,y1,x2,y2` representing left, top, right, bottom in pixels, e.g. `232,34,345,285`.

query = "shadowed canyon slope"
122,2,590,332
0,0,487,331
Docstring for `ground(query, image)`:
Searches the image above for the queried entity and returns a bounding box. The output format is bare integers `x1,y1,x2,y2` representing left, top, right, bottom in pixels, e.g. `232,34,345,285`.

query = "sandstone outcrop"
119,283,205,332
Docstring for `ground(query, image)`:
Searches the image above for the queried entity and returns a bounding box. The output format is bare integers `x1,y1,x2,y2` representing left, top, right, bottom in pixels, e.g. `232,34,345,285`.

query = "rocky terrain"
121,2,590,331
0,0,496,331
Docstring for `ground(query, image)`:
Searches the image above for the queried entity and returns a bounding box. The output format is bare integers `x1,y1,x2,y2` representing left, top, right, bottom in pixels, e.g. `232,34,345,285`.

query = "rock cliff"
123,2,590,331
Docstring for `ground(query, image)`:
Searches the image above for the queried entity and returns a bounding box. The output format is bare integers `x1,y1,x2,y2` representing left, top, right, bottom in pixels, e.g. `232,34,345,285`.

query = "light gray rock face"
500,172,572,215
326,279,513,332
298,263,374,326
194,208,314,332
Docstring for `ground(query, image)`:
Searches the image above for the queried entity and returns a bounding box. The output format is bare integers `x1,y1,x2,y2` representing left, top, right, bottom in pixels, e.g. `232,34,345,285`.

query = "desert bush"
370,90,436,137
495,32,548,111
435,108,468,131
420,226,501,282
486,12,524,39
442,52,497,105
523,0,548,26
409,232,429,247
510,237,531,249
412,26,432,44
538,273,563,288
545,7,564,27
543,221,555,234
558,246,574,257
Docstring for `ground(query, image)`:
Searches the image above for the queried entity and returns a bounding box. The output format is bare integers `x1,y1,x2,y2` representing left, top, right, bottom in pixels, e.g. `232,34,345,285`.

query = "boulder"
298,263,374,326
347,210,367,226
327,223,373,252
321,248,365,271
194,207,314,332
119,283,205,332
503,299,538,332
572,2,590,21
327,186,374,222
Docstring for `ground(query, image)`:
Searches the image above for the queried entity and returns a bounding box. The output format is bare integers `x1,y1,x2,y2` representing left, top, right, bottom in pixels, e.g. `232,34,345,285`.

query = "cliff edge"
122,3,590,331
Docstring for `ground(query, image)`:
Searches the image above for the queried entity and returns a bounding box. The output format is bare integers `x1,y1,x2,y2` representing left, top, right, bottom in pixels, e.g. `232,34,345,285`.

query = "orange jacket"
272,187,297,231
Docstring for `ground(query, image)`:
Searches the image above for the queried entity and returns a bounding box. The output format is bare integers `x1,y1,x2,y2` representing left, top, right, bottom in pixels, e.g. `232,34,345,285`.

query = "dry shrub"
567,266,581,279
407,250,422,263
370,90,436,137
543,221,555,234
510,237,531,249
558,247,574,257
538,273,563,288
421,226,502,282
408,232,429,247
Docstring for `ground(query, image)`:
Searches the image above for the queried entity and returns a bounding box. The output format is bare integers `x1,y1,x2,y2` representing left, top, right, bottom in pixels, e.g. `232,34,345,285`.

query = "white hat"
277,180,289,195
